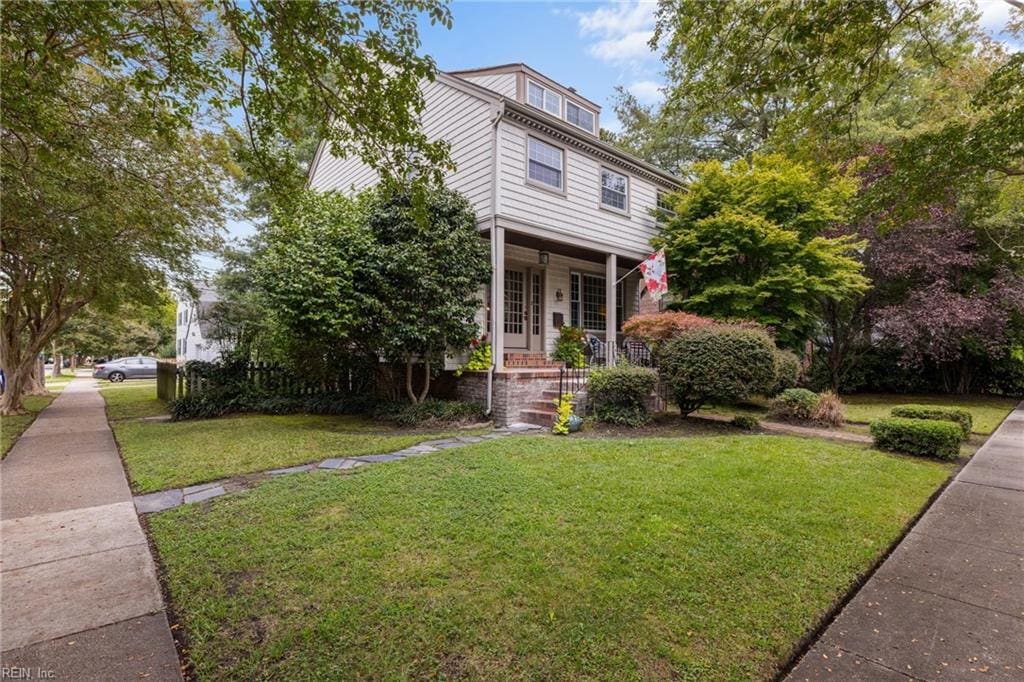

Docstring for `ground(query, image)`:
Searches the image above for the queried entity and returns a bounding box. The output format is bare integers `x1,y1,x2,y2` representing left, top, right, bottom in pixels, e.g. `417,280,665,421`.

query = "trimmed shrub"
812,391,846,427
769,388,819,422
587,365,658,427
772,350,801,395
621,311,714,346
731,414,760,430
658,324,778,415
890,405,972,439
373,399,485,427
870,417,963,460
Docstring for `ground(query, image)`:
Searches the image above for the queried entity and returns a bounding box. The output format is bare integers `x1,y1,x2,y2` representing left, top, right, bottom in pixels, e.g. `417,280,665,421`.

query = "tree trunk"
26,359,48,394
417,360,431,403
405,357,417,403
51,342,63,377
70,354,78,371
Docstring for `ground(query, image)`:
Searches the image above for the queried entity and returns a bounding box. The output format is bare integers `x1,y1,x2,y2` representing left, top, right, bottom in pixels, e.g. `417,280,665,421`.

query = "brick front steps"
503,352,564,369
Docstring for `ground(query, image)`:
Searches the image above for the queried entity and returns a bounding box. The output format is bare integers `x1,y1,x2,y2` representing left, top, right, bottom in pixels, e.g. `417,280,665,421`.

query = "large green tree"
256,185,489,403
658,155,869,347
1,0,453,413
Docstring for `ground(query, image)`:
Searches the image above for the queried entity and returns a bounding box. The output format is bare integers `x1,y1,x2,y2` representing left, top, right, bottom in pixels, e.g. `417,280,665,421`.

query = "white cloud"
975,0,1022,50
573,1,659,66
627,79,664,105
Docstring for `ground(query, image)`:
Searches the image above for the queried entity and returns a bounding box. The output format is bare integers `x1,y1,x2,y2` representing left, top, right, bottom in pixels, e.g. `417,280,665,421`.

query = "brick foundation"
456,370,563,426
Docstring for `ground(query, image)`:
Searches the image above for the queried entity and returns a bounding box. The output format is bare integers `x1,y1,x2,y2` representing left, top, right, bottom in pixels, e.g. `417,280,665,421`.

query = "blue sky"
216,0,1020,259
418,1,665,134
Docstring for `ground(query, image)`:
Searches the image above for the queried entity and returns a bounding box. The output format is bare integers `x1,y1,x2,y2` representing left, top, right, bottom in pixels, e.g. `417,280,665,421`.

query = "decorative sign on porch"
639,250,668,301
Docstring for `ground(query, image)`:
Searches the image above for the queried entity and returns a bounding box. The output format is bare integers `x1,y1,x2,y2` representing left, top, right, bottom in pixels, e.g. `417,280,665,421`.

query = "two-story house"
307,63,681,424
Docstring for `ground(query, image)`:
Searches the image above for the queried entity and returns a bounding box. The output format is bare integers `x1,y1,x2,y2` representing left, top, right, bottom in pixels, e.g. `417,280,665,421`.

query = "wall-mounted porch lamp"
538,251,550,265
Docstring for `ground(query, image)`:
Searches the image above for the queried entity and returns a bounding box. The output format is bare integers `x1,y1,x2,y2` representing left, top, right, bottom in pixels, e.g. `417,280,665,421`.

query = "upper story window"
600,168,628,212
656,191,677,222
528,80,562,117
528,137,563,189
566,101,595,133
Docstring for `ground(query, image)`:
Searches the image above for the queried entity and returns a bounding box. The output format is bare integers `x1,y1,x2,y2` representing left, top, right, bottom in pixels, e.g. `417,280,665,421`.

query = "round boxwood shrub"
890,405,972,439
658,325,777,415
769,388,819,422
870,417,963,460
587,364,658,426
772,350,801,395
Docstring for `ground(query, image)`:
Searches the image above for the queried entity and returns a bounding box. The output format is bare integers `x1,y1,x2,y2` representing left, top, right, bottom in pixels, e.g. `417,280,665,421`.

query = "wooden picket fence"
156,360,363,402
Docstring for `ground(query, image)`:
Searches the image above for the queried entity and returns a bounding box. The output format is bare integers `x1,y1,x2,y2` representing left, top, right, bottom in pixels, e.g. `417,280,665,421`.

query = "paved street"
0,378,181,680
788,402,1024,680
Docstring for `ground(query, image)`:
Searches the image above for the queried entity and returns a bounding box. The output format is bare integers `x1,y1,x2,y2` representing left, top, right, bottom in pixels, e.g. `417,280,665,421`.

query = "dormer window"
528,80,562,117
566,101,595,133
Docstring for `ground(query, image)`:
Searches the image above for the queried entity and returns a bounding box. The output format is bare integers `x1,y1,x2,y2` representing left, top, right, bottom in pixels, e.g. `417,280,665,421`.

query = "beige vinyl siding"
460,73,517,98
309,79,495,214
496,121,661,256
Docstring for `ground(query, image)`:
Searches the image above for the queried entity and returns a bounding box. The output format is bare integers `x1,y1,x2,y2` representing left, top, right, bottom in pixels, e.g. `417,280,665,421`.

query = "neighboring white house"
307,63,682,423
175,286,229,363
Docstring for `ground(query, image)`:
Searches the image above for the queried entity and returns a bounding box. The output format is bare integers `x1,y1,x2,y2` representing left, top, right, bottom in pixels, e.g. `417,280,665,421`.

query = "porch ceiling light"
538,251,550,265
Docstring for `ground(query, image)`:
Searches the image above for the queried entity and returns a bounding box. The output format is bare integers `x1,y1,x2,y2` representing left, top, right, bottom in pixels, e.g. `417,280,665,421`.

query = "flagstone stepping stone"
318,458,365,470
134,489,183,514
183,485,226,504
352,452,407,463
267,463,316,476
456,435,485,443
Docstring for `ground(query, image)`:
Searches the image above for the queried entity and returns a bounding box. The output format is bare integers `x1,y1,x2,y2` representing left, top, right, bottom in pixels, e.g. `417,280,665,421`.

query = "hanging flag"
638,249,668,301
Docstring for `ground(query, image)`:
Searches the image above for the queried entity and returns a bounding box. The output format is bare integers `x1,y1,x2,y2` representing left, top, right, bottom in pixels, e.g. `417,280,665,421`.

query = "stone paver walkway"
0,378,182,680
788,401,1024,681
134,423,542,514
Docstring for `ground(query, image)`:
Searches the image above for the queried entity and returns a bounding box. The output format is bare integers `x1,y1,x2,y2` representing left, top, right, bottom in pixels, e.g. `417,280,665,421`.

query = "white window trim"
566,99,596,134
525,135,567,194
570,270,609,333
599,166,630,216
527,79,563,118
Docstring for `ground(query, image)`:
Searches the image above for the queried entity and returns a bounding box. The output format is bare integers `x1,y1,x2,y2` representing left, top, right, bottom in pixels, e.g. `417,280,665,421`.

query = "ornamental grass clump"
890,405,972,439
811,391,846,427
870,417,963,460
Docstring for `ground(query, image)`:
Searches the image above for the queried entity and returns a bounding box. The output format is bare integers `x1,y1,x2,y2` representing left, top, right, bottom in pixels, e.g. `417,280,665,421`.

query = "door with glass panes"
504,267,543,350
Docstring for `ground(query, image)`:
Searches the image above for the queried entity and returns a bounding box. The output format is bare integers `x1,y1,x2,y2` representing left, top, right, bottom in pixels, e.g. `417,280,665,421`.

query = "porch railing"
558,337,670,410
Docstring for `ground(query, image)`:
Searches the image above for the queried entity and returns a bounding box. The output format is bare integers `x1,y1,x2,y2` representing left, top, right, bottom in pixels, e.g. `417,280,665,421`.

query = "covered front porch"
483,223,650,371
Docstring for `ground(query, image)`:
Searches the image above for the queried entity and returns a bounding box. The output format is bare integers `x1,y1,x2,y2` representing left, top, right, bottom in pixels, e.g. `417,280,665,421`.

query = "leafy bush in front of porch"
659,324,778,415
552,326,586,368
372,399,486,427
587,365,658,426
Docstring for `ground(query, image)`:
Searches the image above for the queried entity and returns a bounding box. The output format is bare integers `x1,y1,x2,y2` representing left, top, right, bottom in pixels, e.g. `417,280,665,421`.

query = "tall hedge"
658,324,777,415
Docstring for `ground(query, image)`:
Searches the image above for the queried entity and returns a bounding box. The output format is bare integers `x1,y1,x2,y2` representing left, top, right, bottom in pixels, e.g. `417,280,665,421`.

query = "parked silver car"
92,356,158,382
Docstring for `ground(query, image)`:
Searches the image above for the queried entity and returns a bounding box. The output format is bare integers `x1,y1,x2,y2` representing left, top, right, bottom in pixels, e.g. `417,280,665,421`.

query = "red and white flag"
638,249,668,301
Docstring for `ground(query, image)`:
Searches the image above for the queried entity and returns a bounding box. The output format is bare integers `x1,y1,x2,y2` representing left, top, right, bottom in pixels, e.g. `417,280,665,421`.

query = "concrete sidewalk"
788,402,1024,681
1,379,181,680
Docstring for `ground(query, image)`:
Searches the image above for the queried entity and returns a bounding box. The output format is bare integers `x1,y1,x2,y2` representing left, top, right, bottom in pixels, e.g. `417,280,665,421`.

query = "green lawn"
1,394,57,458
99,380,167,421
101,383,487,493
841,393,1018,434
149,435,951,680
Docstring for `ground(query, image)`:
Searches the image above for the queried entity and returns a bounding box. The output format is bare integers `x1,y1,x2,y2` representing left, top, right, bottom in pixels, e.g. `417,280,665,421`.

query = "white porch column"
491,226,505,371
605,252,617,367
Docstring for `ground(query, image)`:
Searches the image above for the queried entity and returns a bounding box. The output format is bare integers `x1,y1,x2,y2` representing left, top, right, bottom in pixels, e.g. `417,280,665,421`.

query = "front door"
504,267,527,349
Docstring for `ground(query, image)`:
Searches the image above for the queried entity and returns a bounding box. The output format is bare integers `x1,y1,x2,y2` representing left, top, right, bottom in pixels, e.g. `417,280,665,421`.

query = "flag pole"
613,262,642,286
